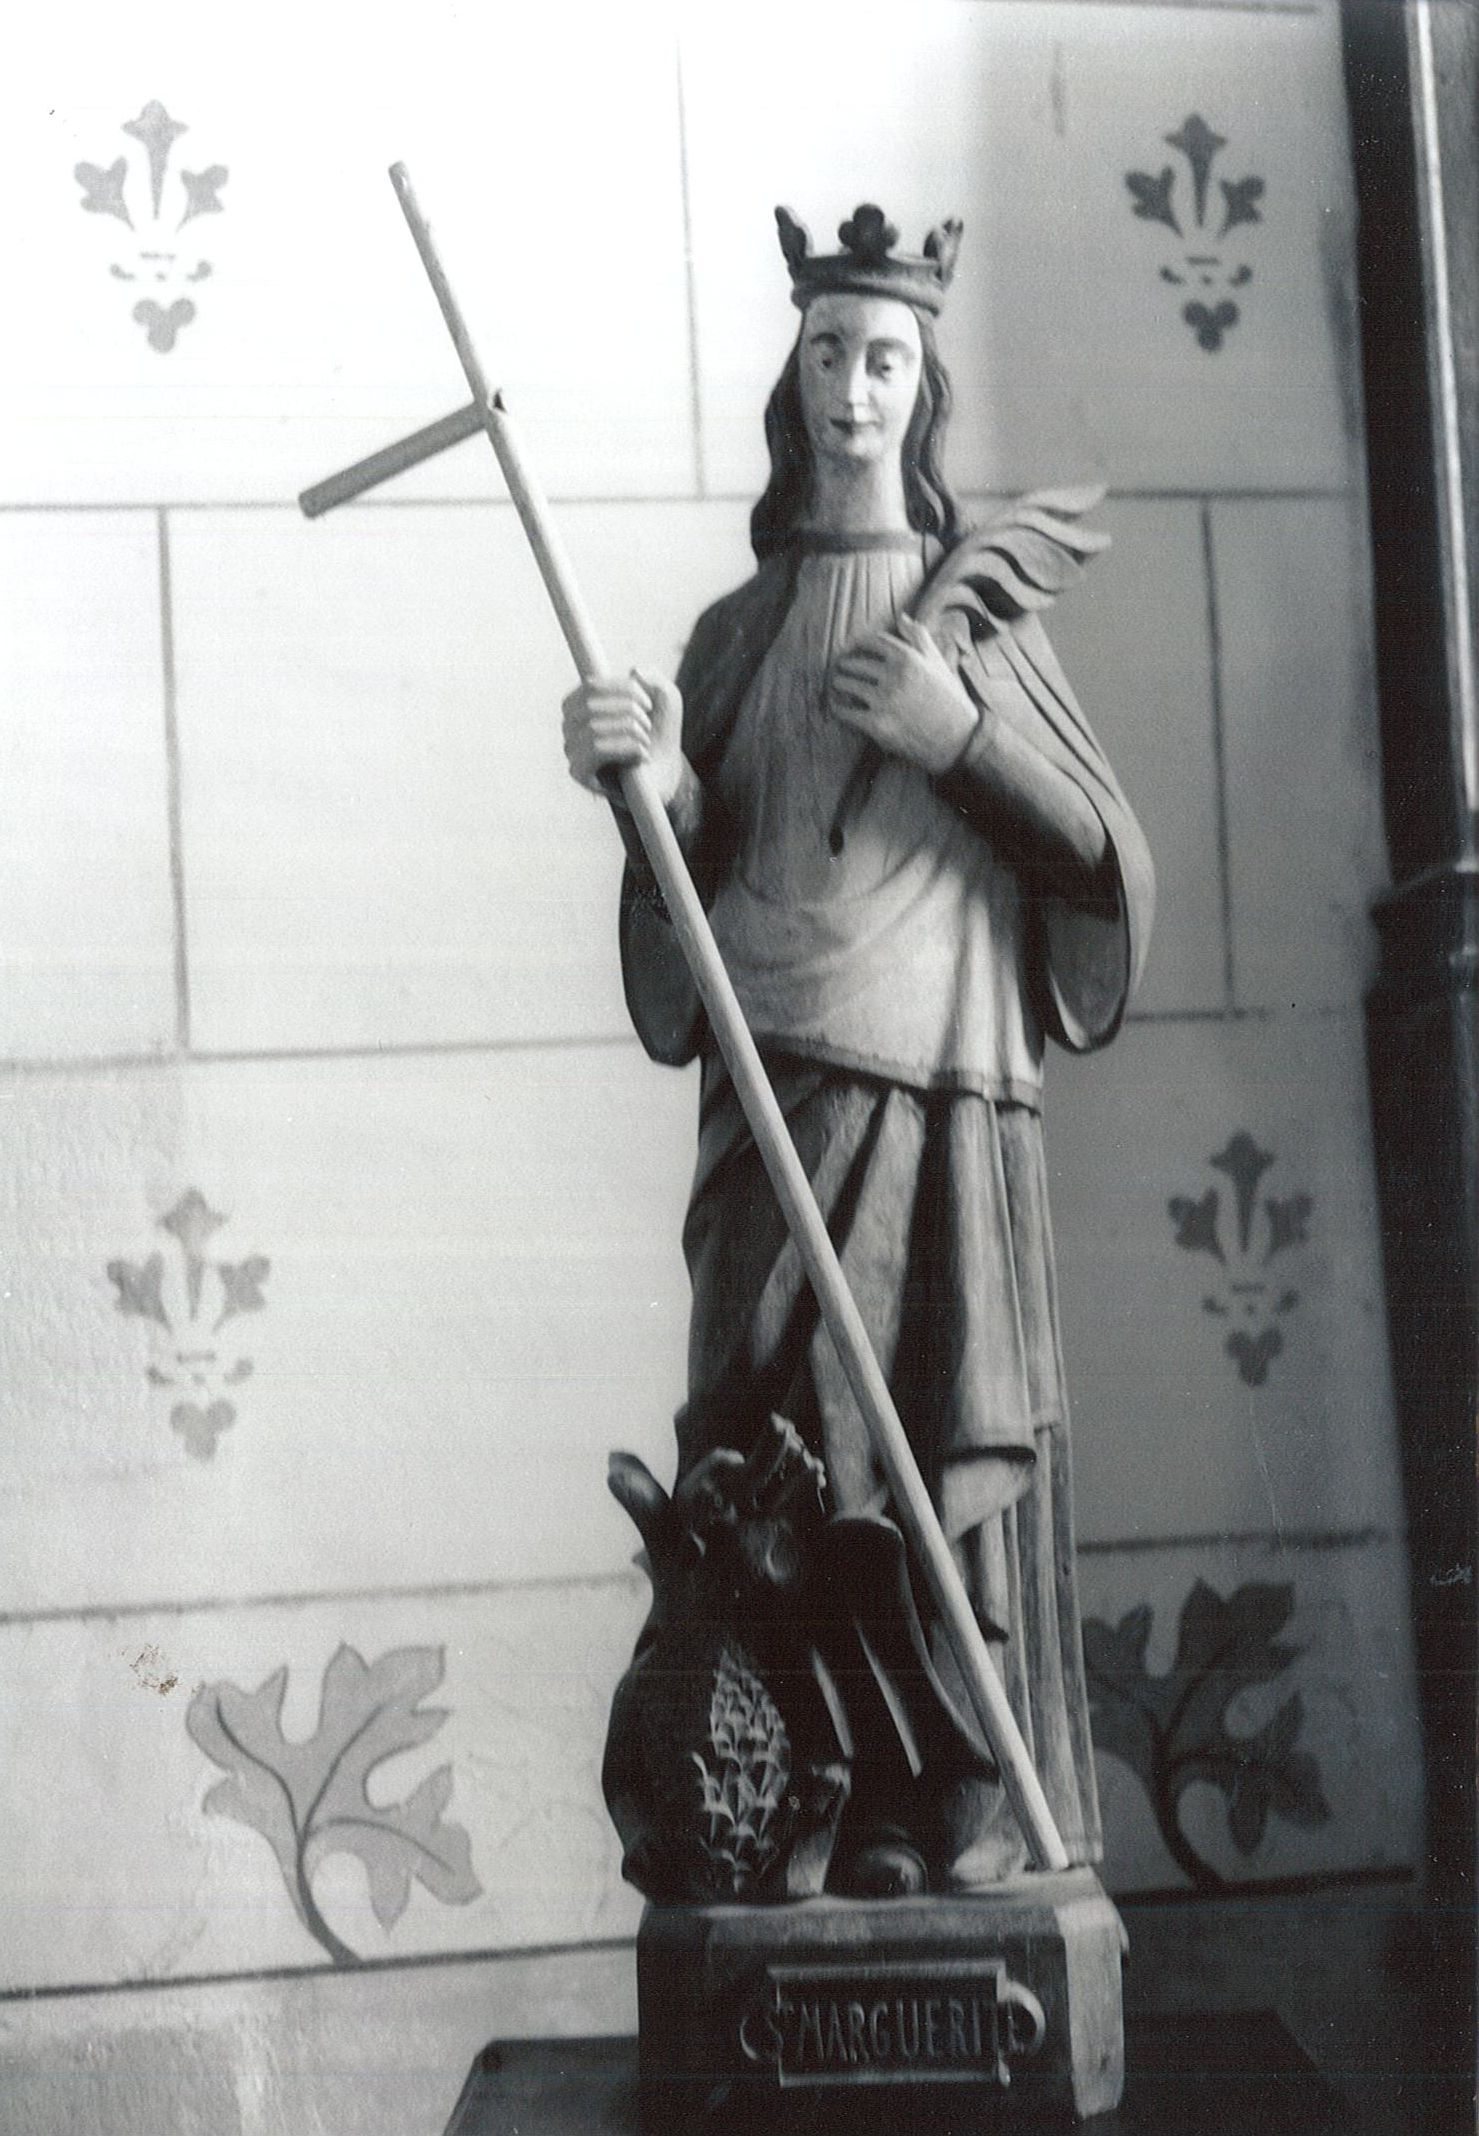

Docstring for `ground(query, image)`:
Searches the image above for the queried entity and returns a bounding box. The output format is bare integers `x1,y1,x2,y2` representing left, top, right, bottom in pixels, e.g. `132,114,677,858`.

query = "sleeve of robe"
939,610,1156,1053
613,549,1154,1066
614,557,798,1067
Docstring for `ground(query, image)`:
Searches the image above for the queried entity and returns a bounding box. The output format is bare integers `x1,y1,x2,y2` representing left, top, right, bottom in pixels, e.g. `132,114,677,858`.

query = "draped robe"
616,529,1154,1881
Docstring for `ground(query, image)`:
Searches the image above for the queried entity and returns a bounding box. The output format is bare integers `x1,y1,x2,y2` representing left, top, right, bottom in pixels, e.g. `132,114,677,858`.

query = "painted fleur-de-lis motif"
107,1191,269,1458
1169,1133,1311,1387
74,101,229,352
1125,113,1264,352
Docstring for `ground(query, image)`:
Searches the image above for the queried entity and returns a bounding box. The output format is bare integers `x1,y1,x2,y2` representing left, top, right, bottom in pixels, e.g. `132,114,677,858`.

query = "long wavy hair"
749,309,961,561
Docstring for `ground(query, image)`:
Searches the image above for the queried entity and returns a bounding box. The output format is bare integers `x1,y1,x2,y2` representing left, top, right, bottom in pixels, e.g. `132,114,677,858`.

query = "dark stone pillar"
1341,0,1477,2094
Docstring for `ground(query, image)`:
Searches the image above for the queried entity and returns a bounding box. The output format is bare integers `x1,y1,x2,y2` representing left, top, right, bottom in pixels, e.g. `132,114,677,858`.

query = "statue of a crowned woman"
564,205,1154,1901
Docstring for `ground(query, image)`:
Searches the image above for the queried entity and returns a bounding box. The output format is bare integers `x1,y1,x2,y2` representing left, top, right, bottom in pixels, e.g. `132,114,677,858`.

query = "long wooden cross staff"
301,163,1069,1874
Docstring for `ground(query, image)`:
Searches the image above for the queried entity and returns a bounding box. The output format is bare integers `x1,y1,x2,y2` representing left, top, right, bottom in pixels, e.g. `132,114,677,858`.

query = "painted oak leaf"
1083,1580,1328,1888
1179,1691,1330,1855
1166,1579,1299,1752
187,1643,481,1965
311,1761,477,1931
1078,1602,1162,1779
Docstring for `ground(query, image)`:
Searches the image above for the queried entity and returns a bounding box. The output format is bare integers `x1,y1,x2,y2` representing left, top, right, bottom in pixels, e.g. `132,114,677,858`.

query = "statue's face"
797,293,923,470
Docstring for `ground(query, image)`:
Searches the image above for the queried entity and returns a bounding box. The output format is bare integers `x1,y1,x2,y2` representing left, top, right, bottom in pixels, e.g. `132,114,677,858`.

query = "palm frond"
913,485,1110,640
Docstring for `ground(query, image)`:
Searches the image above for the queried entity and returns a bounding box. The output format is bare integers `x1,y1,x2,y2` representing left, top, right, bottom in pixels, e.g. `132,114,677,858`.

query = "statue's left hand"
827,616,978,775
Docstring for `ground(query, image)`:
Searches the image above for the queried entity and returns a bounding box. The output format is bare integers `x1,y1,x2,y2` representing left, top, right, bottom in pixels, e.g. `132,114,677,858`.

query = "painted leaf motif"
187,1643,481,1958
187,1664,304,1906
1081,1605,1162,1778
1172,1579,1297,1681
1169,1580,1299,1751
1082,1580,1328,1887
307,1762,478,1929
1181,1694,1331,1855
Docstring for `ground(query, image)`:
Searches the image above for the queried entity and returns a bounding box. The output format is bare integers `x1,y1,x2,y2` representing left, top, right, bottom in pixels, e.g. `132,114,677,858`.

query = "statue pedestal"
638,1868,1125,2124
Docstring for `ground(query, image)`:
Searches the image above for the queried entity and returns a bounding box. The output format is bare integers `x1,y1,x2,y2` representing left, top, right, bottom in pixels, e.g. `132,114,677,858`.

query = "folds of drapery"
678,1056,1102,1875
617,536,1153,1072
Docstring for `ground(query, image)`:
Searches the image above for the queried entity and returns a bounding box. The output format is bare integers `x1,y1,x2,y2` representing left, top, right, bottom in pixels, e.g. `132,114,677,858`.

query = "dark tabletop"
442,2012,1370,2135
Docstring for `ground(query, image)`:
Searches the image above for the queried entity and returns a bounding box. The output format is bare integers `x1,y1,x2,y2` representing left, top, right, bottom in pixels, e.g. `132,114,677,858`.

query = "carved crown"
775,202,963,316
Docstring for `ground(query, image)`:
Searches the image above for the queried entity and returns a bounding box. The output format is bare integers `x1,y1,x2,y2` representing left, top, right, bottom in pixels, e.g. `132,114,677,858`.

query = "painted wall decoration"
0,7,1418,2026
106,1188,269,1458
1169,1131,1312,1386
1125,114,1264,352
74,100,228,351
1083,1580,1330,1890
187,1643,482,1968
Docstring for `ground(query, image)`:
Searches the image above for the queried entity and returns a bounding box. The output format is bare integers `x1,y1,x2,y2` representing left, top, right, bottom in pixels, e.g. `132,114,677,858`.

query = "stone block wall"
0,0,1420,2018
